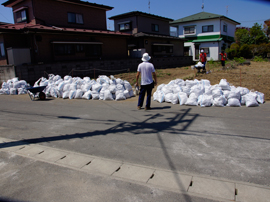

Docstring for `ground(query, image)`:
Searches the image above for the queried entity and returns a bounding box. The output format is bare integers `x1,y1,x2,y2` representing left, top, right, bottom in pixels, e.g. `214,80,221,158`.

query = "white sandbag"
237,87,249,96
116,84,125,91
53,75,61,82
245,94,259,107
212,88,223,99
222,90,230,99
69,90,76,99
62,91,69,99
82,90,92,100
83,77,91,82
70,83,77,91
201,79,211,87
190,85,204,97
129,89,135,97
174,79,185,86
10,88,17,95
213,96,227,107
124,80,132,91
99,89,105,100
115,90,126,101
182,86,191,96
199,94,213,107
1,82,8,89
172,85,182,94
92,83,102,92
186,80,197,88
12,77,19,83
14,80,27,89
115,78,124,85
75,89,84,99
55,78,63,86
57,90,62,98
63,84,70,92
226,98,241,107
195,62,204,67
219,79,230,90
256,91,264,104
64,75,72,81
0,88,10,95
185,93,198,106
91,91,100,100
227,90,241,100
109,84,116,93
45,85,52,97
103,89,114,101
40,79,48,86
50,87,58,98
58,81,65,91
18,88,27,95
171,94,178,105
81,83,92,92
204,86,212,96
157,84,165,91
97,75,110,84
178,92,188,105
165,93,174,103
161,85,173,95
124,90,130,98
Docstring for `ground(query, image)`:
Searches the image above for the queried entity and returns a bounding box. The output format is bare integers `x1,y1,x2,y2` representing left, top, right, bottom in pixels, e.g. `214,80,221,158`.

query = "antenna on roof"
148,0,150,13
202,0,204,11
226,5,229,16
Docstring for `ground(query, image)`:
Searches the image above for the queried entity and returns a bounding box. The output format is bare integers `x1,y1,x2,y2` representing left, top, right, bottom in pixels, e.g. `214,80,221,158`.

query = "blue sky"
0,0,269,30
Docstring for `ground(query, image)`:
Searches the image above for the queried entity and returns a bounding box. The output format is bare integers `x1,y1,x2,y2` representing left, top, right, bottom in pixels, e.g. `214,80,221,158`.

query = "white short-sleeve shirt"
137,62,155,85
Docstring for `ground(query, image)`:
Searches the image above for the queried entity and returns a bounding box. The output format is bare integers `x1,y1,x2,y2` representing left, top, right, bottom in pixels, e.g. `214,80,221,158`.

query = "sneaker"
144,106,151,110
137,106,141,110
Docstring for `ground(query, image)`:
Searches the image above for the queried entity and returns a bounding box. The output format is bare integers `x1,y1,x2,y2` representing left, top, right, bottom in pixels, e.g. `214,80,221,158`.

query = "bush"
239,44,253,58
208,58,214,64
253,56,268,62
234,57,245,63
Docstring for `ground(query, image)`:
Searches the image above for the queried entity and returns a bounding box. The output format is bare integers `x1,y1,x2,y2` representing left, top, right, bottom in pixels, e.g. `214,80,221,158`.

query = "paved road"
0,95,270,201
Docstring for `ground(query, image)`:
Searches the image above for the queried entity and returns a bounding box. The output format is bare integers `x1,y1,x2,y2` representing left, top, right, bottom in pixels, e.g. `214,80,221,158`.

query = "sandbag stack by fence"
32,74,135,101
153,78,264,107
0,78,29,95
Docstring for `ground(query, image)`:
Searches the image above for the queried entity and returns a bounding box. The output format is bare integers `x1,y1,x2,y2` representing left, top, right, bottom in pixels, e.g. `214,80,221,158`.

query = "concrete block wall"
13,56,192,84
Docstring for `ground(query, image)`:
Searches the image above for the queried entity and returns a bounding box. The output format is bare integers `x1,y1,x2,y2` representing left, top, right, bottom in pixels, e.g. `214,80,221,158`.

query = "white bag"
185,93,198,106
124,90,130,98
199,94,213,107
178,92,188,105
245,94,259,107
226,98,241,107
256,92,264,104
91,91,100,100
82,90,92,100
62,91,69,99
103,90,114,101
69,90,76,99
213,96,227,107
10,88,17,95
115,90,126,101
219,79,230,90
75,89,84,99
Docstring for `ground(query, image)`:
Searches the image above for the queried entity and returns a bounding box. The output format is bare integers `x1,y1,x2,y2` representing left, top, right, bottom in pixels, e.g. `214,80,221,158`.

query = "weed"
253,56,268,62
166,73,171,76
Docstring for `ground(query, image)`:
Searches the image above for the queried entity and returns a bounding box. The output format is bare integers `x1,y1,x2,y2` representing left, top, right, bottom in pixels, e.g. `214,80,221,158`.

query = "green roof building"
170,12,240,61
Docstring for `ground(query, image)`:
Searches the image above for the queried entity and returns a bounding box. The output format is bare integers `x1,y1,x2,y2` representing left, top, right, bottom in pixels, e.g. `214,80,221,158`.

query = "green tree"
226,43,239,59
235,28,250,46
239,44,252,58
249,23,268,45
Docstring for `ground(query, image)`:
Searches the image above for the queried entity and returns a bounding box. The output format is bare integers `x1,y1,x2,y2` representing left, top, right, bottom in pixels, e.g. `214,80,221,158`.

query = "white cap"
201,49,204,53
142,53,151,62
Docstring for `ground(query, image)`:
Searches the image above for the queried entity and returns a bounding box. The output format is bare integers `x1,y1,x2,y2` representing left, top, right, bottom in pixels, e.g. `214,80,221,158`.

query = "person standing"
219,50,227,68
199,49,207,73
136,53,157,110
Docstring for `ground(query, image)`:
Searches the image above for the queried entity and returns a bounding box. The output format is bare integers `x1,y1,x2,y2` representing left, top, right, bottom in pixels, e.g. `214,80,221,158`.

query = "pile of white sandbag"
0,78,29,95
33,74,135,101
153,78,265,107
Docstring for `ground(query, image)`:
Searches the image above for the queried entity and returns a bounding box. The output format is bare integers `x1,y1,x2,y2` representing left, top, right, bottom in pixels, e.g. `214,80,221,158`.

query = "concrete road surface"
0,95,269,202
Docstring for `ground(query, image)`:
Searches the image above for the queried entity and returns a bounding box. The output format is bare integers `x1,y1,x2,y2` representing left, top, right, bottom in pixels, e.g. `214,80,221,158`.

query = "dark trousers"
221,60,225,67
138,83,153,108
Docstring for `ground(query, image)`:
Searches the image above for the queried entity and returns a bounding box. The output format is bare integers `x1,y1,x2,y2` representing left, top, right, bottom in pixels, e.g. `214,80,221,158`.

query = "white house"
170,12,240,61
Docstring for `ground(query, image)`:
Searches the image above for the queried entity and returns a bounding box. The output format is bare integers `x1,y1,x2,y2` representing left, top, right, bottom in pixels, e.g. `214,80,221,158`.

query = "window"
85,44,102,57
68,13,84,24
184,26,195,34
152,24,159,32
16,9,27,23
153,45,173,54
202,25,213,33
119,22,131,31
0,43,5,57
76,45,84,53
201,48,209,54
54,44,75,55
223,24,227,32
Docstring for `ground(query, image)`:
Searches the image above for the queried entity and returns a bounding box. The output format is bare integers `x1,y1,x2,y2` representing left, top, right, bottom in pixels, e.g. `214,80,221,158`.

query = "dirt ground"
114,61,270,101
